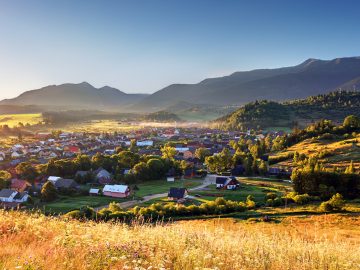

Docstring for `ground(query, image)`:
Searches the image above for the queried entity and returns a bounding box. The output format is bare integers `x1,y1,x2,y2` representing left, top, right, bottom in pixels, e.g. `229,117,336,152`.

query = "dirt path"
95,177,213,211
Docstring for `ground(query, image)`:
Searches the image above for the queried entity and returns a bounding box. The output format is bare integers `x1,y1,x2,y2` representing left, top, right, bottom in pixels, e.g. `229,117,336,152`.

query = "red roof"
11,179,31,192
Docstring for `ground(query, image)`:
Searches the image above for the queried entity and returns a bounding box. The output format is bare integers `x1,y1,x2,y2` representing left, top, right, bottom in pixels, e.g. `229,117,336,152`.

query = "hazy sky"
1,0,360,100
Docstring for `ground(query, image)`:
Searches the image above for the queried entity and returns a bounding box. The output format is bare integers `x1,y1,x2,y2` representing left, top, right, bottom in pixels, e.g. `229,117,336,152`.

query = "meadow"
0,113,43,127
0,211,358,270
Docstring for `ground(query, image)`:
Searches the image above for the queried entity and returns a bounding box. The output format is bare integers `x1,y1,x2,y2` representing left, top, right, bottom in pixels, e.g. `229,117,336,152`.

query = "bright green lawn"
134,179,203,197
41,196,128,214
189,182,285,203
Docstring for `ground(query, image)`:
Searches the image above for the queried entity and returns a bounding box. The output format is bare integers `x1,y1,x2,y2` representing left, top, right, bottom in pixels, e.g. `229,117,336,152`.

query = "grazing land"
0,113,43,127
271,133,360,169
0,211,359,270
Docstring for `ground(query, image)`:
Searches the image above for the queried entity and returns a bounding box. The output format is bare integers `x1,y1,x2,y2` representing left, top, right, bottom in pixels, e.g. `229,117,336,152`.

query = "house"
167,177,175,182
10,179,31,192
0,189,28,203
168,187,188,201
216,176,239,190
94,168,112,184
48,176,62,184
89,188,100,196
136,140,154,147
102,185,130,198
183,150,194,160
54,179,79,190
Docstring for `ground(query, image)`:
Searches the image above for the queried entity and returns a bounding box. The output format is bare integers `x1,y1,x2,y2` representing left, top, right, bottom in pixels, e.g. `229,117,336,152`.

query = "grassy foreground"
0,211,359,270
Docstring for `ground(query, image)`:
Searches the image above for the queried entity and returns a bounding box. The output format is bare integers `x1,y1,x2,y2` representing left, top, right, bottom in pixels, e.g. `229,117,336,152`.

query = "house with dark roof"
0,189,29,203
54,179,79,190
168,187,188,201
216,176,239,190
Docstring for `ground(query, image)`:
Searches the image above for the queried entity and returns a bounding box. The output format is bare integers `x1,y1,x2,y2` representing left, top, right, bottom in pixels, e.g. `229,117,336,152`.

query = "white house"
89,188,100,196
167,177,175,182
175,147,190,153
102,185,130,198
136,140,154,147
11,151,22,159
0,189,29,203
48,176,62,184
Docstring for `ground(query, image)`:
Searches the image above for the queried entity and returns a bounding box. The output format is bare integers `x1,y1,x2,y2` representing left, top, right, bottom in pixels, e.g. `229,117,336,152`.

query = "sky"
1,0,360,100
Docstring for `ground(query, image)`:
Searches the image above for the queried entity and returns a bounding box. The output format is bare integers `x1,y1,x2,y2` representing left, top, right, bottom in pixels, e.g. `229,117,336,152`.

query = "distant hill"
4,57,360,114
0,82,148,111
135,57,360,111
217,90,360,130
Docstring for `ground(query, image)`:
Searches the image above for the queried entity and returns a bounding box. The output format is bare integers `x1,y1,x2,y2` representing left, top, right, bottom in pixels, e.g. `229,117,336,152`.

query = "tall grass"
0,211,359,270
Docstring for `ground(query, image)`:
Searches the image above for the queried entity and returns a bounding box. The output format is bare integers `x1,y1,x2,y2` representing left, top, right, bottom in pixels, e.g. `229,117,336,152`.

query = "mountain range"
0,82,148,111
2,56,360,112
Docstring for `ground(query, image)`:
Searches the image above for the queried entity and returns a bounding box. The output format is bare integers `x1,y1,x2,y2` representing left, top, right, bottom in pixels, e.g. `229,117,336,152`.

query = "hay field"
0,211,359,270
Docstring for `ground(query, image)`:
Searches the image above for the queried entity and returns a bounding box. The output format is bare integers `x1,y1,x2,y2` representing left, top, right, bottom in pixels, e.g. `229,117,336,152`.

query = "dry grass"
0,211,359,270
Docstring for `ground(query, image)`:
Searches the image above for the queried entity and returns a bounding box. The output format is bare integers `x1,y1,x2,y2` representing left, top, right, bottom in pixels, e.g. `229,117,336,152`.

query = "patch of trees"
291,169,360,199
205,138,270,176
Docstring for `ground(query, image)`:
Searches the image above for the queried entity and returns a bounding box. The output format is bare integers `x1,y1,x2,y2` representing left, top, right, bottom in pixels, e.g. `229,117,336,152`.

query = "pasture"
0,113,42,127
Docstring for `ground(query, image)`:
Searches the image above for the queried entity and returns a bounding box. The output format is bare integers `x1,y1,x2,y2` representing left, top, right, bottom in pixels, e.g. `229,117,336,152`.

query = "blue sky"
1,0,360,99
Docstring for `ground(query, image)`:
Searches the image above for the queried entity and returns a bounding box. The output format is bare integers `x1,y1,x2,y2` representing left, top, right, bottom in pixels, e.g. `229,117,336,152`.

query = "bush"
293,194,311,205
319,202,333,212
318,193,346,212
266,192,277,200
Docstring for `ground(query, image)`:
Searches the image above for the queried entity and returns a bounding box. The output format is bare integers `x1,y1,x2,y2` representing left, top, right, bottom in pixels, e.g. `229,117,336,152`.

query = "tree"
147,158,166,179
258,160,268,176
15,162,38,182
161,146,176,160
131,162,149,181
345,161,355,174
0,170,11,189
194,147,211,162
41,181,58,202
74,155,92,171
343,115,360,129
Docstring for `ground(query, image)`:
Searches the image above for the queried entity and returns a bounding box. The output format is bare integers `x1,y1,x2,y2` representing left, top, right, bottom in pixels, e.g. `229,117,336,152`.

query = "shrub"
327,193,345,210
293,194,311,205
318,193,346,212
266,192,277,200
319,202,333,212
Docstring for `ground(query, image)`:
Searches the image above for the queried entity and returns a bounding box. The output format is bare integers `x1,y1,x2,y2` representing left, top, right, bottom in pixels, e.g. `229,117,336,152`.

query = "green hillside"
218,91,360,130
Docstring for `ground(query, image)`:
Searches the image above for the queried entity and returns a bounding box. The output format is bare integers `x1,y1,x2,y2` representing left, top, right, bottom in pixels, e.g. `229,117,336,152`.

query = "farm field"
0,113,43,127
39,195,129,214
189,178,290,203
60,120,142,133
0,211,359,270
134,179,203,197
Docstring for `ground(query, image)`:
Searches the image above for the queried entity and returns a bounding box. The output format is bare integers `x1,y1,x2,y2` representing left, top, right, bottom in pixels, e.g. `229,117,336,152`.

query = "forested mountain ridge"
217,90,360,130
134,57,360,111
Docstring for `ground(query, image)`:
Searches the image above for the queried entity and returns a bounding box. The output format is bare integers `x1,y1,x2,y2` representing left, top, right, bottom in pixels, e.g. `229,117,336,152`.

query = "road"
95,176,214,211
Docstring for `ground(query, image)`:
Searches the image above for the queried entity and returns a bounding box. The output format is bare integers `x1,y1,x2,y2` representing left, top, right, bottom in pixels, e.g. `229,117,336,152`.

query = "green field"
0,113,43,127
135,179,203,197
40,195,128,214
190,178,290,204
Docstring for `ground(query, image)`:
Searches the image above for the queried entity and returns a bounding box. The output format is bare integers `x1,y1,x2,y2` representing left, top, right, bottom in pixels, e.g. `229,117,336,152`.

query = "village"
0,126,290,212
